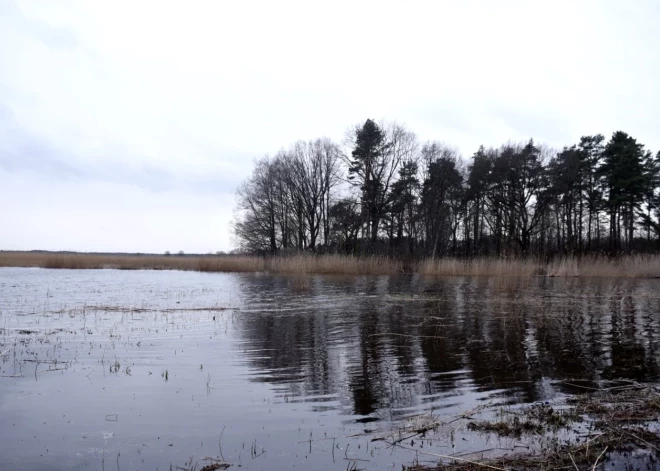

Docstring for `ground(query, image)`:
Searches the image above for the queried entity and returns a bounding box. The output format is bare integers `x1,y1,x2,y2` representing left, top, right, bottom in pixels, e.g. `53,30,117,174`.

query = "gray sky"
1,0,658,253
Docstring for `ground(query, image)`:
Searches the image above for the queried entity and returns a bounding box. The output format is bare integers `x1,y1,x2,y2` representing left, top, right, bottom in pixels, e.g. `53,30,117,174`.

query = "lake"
1,268,659,470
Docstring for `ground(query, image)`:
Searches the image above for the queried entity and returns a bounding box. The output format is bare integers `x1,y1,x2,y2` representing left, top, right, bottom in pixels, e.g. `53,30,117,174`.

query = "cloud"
0,1,78,51
0,103,244,195
1,0,659,252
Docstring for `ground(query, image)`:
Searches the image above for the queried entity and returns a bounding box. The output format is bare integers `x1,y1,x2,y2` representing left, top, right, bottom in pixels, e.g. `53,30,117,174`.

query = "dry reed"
419,255,660,278
0,252,401,275
574,254,660,278
418,257,542,277
0,252,264,272
2,251,660,277
266,254,402,275
290,273,312,292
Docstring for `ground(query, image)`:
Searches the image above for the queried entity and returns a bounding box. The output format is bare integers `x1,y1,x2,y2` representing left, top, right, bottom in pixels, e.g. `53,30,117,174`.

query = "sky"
1,0,659,253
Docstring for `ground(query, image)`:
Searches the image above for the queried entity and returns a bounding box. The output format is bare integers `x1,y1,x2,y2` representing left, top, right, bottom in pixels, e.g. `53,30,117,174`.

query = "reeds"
266,254,402,275
418,257,542,277
573,254,660,278
0,252,400,275
2,251,660,277
419,255,660,278
0,252,265,272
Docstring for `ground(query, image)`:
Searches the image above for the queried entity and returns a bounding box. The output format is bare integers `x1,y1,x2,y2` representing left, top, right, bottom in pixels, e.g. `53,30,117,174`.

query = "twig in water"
332,438,335,463
608,426,660,452
388,444,507,471
218,425,226,460
592,446,608,471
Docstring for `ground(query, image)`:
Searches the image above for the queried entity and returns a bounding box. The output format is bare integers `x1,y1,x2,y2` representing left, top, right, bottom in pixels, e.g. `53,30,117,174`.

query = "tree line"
233,119,660,258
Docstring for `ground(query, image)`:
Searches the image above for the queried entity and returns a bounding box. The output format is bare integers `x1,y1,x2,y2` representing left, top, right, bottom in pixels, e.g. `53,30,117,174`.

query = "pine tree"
348,119,392,243
600,131,647,252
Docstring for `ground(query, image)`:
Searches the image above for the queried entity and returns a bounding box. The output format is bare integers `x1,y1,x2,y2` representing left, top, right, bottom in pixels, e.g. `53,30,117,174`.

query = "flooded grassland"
1,268,659,470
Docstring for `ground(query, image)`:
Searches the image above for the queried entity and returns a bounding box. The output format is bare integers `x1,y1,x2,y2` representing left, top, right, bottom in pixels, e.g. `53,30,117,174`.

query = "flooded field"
1,268,659,470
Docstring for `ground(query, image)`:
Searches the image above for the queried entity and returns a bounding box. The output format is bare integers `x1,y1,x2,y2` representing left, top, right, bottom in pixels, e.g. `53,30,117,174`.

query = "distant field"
0,251,264,272
0,251,399,275
1,251,660,277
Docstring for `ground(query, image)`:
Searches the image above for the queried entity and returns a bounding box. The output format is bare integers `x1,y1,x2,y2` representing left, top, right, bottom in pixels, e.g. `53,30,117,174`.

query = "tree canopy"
234,121,659,257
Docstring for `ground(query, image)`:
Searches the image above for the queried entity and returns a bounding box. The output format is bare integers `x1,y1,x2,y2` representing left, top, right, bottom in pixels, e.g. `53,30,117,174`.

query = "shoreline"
399,381,660,471
2,251,660,278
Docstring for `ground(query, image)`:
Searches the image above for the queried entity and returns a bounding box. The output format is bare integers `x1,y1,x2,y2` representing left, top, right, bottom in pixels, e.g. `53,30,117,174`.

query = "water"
1,268,659,470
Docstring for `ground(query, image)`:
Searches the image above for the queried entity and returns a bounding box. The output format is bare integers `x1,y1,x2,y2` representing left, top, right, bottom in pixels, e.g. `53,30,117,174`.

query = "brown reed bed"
419,255,660,278
2,251,660,277
418,258,543,277
265,254,402,275
0,251,264,272
0,252,400,275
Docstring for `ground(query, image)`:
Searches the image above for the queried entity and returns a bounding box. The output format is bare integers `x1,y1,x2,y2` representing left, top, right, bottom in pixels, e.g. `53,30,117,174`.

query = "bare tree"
288,138,342,251
234,156,280,253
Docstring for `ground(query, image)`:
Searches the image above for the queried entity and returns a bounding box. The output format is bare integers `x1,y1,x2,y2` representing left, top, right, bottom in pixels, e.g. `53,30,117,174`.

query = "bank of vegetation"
234,119,660,259
3,120,660,277
2,251,660,278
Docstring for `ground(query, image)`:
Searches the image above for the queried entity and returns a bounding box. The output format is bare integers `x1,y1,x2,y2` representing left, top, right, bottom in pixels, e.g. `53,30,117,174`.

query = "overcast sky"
1,0,658,253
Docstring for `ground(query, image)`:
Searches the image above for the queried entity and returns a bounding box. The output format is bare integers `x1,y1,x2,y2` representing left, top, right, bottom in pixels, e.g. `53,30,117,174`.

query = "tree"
466,146,492,255
387,159,420,252
548,145,584,253
234,156,280,253
577,135,605,251
484,141,550,255
420,149,463,258
233,119,660,258
639,151,660,243
288,139,341,251
600,131,648,253
346,119,416,244
329,199,362,253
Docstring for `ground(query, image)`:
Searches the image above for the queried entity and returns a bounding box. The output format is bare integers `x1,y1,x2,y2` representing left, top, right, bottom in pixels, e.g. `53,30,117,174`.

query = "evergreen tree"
348,119,391,242
600,131,647,252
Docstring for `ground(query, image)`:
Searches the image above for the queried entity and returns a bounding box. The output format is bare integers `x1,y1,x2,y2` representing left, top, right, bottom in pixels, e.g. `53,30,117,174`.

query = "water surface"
1,268,659,470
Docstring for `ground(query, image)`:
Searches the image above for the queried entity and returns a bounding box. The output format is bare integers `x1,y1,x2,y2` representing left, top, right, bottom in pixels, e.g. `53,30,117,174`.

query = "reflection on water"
237,275,660,415
0,268,659,470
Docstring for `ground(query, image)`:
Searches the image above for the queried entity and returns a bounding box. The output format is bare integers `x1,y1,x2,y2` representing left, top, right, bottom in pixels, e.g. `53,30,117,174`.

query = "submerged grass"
402,382,660,471
2,251,660,277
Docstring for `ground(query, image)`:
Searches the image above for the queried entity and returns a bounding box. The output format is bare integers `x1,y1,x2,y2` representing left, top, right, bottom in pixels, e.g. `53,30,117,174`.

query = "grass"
2,251,660,277
0,251,400,276
419,255,660,278
0,252,265,272
418,257,542,277
265,254,402,275
401,381,660,471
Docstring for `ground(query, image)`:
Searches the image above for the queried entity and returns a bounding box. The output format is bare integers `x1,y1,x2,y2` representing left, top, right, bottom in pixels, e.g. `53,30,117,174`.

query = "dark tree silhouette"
233,120,660,258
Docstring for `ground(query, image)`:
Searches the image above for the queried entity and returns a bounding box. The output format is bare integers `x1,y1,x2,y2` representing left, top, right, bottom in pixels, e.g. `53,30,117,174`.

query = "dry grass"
2,252,660,277
419,255,660,278
418,257,543,277
574,254,660,278
266,254,402,275
404,381,660,471
547,257,579,277
0,252,265,272
289,273,312,292
0,252,401,275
